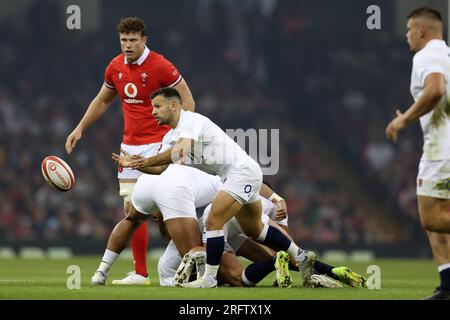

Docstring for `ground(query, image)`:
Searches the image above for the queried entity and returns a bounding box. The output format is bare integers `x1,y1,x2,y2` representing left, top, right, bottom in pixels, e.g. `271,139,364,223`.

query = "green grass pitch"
0,257,439,300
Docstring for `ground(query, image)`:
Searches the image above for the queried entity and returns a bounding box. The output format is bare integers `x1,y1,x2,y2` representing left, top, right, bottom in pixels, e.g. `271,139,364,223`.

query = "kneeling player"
90,164,220,285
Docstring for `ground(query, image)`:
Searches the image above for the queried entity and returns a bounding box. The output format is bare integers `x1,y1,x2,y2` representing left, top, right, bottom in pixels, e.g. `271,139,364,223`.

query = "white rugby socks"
97,249,119,275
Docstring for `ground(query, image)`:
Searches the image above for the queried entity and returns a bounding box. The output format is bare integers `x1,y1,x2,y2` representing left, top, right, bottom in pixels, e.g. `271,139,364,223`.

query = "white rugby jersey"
160,110,253,176
410,39,450,160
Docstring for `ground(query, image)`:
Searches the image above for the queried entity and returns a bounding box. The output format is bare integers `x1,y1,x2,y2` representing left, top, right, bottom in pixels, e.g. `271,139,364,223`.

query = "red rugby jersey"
104,47,182,145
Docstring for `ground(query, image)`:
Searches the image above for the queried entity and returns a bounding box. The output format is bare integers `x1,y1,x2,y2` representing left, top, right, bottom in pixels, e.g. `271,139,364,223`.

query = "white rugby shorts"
220,158,263,205
132,173,198,220
118,142,162,180
417,158,450,199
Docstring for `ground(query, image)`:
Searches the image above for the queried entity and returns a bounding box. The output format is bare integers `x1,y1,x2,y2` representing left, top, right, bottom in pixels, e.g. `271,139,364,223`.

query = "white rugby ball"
41,156,75,192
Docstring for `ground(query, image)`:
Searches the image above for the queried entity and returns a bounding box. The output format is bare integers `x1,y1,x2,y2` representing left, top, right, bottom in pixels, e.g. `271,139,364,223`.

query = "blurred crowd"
0,0,427,246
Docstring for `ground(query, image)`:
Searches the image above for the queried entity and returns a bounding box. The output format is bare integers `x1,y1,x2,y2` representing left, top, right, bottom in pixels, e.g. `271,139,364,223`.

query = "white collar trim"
124,46,150,65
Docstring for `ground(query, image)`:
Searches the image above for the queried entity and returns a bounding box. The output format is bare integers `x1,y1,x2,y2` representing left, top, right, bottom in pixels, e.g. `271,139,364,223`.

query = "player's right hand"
65,128,83,154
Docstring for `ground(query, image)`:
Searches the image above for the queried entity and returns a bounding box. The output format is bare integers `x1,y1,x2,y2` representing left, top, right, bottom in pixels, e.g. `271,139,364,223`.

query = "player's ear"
419,27,425,38
142,36,148,44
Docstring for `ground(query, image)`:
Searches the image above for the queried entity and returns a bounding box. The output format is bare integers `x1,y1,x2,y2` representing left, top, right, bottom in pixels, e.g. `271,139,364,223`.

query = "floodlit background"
0,0,448,261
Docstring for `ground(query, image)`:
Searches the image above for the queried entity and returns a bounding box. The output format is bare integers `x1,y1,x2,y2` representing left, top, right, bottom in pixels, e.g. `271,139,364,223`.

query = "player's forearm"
181,97,195,112
77,97,110,132
260,183,275,199
142,148,174,168
404,87,445,123
260,183,283,203
137,165,168,175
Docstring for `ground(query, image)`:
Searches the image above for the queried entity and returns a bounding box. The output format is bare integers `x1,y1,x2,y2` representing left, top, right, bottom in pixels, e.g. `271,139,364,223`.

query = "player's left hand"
112,149,140,168
386,110,407,142
128,155,148,169
275,199,287,221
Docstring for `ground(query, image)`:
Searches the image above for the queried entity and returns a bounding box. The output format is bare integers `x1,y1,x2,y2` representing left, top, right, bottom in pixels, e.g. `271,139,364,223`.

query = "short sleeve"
177,114,201,142
414,51,446,86
104,63,115,89
159,130,174,153
157,56,183,88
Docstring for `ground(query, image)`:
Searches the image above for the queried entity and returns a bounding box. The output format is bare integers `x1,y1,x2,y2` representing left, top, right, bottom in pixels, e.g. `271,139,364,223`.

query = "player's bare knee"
125,209,148,227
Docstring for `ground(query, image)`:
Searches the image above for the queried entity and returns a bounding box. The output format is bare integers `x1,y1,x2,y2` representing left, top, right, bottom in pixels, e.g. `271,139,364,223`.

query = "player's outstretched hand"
386,110,407,142
65,128,82,154
112,149,136,167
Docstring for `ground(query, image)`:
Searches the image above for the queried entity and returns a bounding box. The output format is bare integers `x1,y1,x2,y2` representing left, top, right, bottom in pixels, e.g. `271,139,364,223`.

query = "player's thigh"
118,143,161,212
235,199,263,238
218,251,244,287
165,217,202,256
120,178,137,215
418,195,450,226
206,191,243,230
127,204,150,223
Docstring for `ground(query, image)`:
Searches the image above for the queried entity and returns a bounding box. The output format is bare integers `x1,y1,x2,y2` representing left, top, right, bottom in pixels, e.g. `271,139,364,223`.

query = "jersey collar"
124,46,150,65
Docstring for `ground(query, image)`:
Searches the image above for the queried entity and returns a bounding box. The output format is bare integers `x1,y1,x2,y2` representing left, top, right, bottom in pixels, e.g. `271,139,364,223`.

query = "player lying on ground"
159,197,366,288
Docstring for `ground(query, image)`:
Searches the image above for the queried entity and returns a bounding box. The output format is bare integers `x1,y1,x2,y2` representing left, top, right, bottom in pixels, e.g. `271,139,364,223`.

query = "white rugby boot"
111,271,150,285
193,251,206,280
180,275,217,288
308,274,344,288
174,252,196,286
296,250,316,286
91,270,108,285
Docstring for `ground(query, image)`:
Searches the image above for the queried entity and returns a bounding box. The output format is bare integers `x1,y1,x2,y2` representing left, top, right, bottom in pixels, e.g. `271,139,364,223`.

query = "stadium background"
0,0,448,260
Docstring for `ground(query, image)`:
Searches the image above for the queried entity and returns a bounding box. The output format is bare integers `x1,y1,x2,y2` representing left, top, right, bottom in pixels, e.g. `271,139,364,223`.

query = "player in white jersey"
90,163,220,285
385,7,450,300
119,87,317,288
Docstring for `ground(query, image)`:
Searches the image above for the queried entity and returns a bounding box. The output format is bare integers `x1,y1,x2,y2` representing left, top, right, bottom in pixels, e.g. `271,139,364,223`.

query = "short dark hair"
407,7,442,22
117,17,146,37
151,87,182,103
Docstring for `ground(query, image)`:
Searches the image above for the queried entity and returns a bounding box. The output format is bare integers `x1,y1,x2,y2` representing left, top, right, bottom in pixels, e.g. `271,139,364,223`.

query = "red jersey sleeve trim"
104,81,115,89
168,75,183,88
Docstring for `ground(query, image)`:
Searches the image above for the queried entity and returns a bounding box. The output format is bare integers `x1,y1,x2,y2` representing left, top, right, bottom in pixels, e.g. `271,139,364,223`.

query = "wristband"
268,192,283,203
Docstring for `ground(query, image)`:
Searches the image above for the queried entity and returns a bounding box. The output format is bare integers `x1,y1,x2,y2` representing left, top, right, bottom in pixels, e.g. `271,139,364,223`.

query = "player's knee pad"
119,182,136,204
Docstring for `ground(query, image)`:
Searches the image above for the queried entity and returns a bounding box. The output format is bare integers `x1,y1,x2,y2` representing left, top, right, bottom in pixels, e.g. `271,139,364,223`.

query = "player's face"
406,19,421,53
151,96,174,125
119,32,147,62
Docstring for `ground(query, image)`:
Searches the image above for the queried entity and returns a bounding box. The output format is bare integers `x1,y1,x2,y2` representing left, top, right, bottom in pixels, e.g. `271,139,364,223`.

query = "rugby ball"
41,156,75,192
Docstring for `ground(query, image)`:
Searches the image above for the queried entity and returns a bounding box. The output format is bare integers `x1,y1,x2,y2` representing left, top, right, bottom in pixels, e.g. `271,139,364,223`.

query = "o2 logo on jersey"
124,83,138,98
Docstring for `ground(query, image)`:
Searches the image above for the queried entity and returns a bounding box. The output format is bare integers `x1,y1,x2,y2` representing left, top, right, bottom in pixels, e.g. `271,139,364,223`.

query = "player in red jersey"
65,17,195,285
